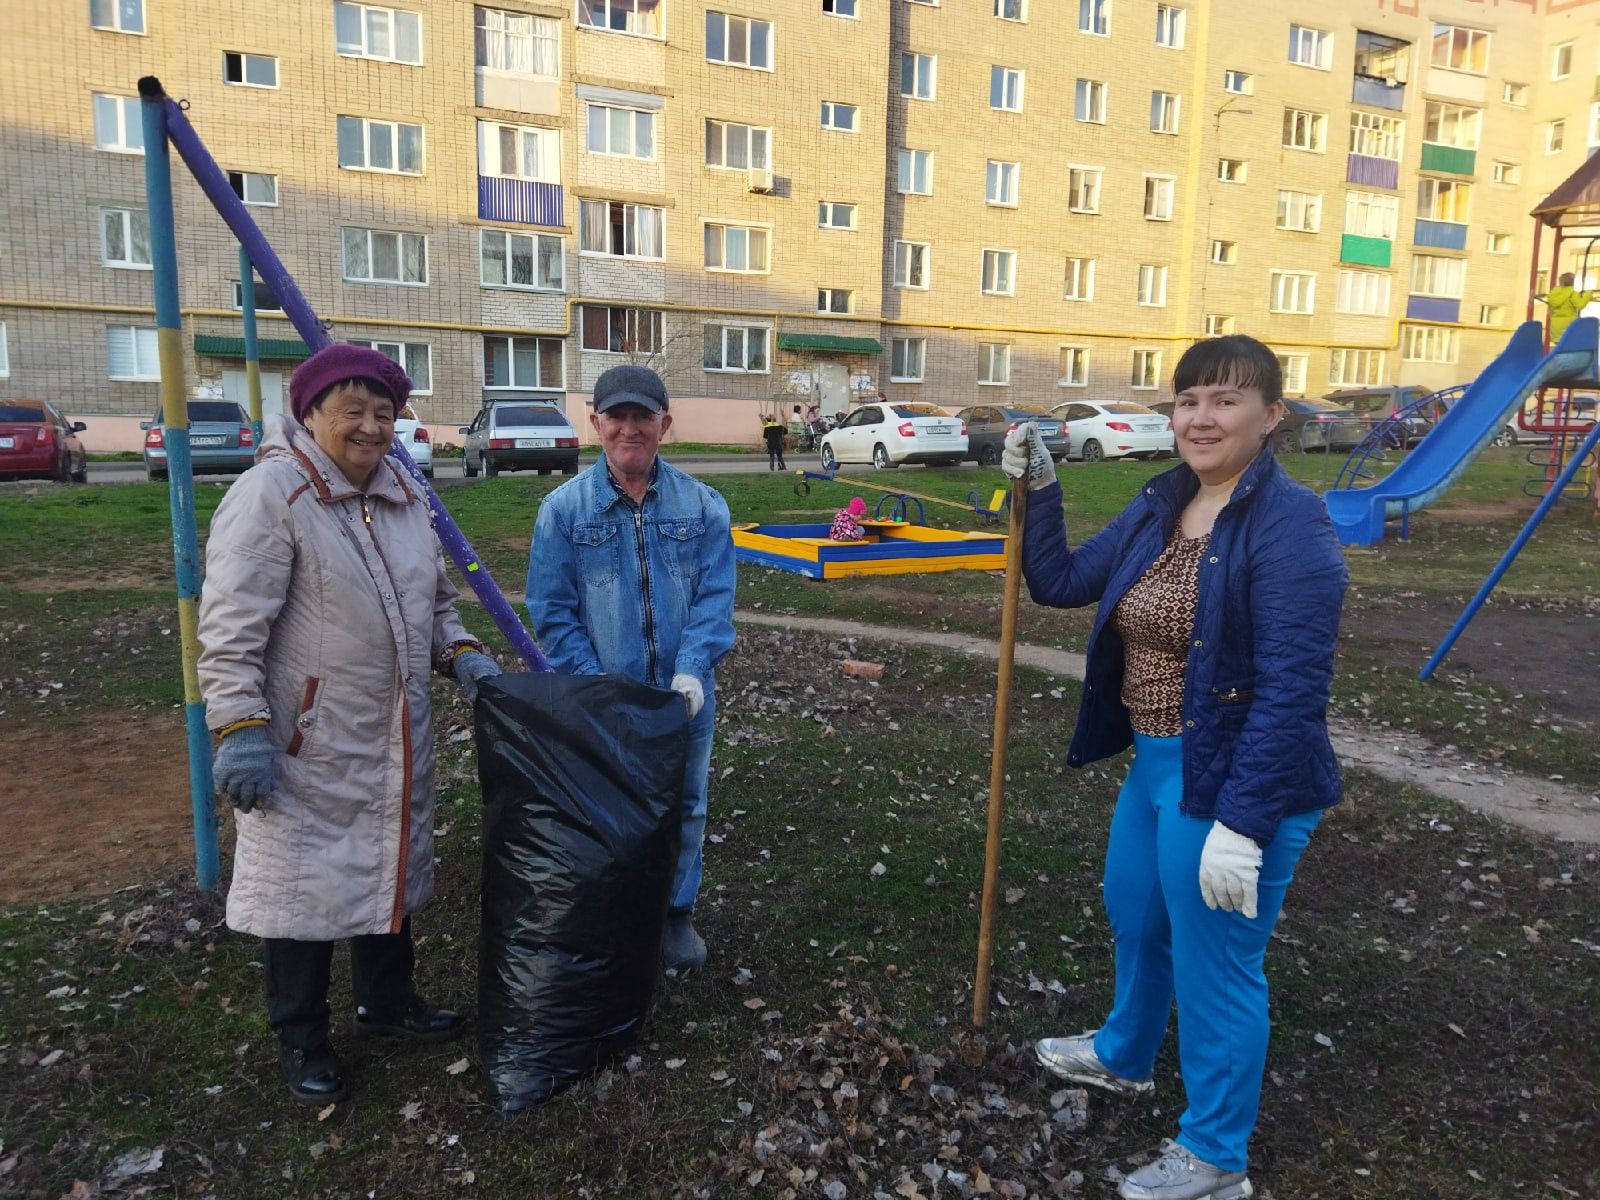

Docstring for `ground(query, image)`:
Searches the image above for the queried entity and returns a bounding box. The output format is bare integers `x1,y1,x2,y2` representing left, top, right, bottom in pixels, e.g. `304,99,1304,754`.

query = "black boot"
279,1042,348,1106
354,994,466,1043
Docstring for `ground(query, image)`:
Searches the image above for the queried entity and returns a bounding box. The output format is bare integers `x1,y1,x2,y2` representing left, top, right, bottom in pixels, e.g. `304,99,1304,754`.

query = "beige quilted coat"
198,415,473,941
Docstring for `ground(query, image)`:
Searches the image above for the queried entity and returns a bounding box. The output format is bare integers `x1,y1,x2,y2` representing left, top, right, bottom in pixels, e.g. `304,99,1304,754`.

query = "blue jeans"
670,693,716,914
1093,733,1320,1172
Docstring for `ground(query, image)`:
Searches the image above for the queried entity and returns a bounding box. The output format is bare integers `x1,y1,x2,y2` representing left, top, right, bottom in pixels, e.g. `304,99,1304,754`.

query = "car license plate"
191,436,226,446
1039,424,1060,436
1135,422,1165,432
0,437,13,449
515,438,554,448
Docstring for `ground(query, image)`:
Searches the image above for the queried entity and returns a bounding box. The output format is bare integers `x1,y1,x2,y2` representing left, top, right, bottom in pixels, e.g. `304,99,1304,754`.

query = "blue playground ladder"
1332,384,1467,492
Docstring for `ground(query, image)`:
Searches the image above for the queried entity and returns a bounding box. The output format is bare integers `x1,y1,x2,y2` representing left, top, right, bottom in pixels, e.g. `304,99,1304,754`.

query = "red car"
0,399,88,483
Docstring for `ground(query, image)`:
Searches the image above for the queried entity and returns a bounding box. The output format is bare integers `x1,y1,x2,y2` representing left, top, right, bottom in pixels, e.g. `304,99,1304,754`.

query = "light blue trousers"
669,693,716,914
1092,733,1320,1173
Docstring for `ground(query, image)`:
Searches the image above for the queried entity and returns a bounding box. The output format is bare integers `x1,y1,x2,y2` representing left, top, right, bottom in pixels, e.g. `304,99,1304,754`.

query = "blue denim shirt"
526,455,737,692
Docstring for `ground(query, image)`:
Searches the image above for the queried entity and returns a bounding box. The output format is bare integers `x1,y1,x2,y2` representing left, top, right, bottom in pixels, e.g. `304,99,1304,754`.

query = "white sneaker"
1034,1030,1154,1097
1118,1139,1252,1200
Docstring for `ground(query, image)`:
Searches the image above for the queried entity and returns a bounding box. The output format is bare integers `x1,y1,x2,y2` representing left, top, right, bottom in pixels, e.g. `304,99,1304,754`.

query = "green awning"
194,334,314,361
777,333,883,354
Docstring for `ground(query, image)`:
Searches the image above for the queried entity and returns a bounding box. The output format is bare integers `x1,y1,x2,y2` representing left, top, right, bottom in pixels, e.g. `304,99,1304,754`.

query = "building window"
979,343,1011,385
1276,189,1322,232
1552,40,1574,80
901,52,936,100
1143,175,1175,221
587,104,655,158
1131,349,1161,389
1547,120,1566,155
0,322,8,377
1329,348,1384,387
990,66,1025,112
92,94,143,154
1430,24,1488,74
1067,166,1102,214
1423,101,1481,150
891,337,925,382
706,11,772,69
705,120,771,170
1136,264,1168,306
821,101,858,132
478,121,559,181
90,0,144,34
1410,255,1466,299
1058,346,1089,387
1223,69,1252,94
1335,269,1391,316
578,0,663,38
1480,303,1506,325
1269,270,1316,314
335,2,423,64
1502,81,1528,106
1079,0,1108,36
106,326,159,380
1350,111,1404,160
995,0,1026,20
580,306,664,354
1155,5,1184,48
1074,79,1106,124
981,249,1017,296
986,160,1019,206
223,52,278,88
1150,91,1180,134
1204,314,1235,336
578,199,664,259
227,170,278,206
1288,24,1332,70
483,335,563,388
476,8,559,76
1283,107,1326,152
1063,256,1096,301
341,228,427,285
824,0,859,16
232,278,285,313
894,240,930,289
818,201,857,230
1210,240,1237,265
367,340,433,393
480,228,564,291
1417,178,1471,224
1276,353,1308,395
337,116,425,175
101,208,151,269
1217,158,1246,183
1345,191,1398,239
704,223,770,273
1492,160,1521,185
1401,325,1459,363
817,288,854,314
898,148,933,195
703,324,770,373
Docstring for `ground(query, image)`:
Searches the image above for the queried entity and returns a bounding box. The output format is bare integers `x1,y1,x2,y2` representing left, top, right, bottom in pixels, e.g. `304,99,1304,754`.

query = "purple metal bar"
147,81,548,672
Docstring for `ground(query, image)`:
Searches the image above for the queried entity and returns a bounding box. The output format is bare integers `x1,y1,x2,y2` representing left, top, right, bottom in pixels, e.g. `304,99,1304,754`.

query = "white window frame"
1223,69,1253,95
1345,191,1398,240
703,222,771,274
1430,23,1488,75
1350,110,1404,160
705,11,773,70
1552,40,1574,81
1136,264,1168,307
107,326,160,380
1423,101,1481,151
1067,165,1102,214
0,322,8,377
1269,270,1316,314
1276,189,1322,232
1058,345,1089,387
1155,5,1184,49
477,120,559,182
990,66,1024,112
894,240,930,290
578,199,666,261
227,170,278,206
1547,119,1567,155
1418,177,1471,224
1502,81,1528,106
335,2,423,65
1335,269,1391,316
1064,256,1096,301
587,103,656,160
580,306,665,355
901,51,937,100
978,343,1011,386
479,228,565,292
816,288,854,314
90,0,145,34
1479,303,1507,326
1204,314,1235,336
890,337,925,383
1150,90,1180,134
824,0,859,17
1079,0,1109,37
986,160,1019,207
1210,239,1237,265
1075,79,1106,124
820,101,858,132
703,323,771,374
1410,255,1466,299
338,115,425,175
482,334,564,389
366,340,433,394
981,249,1017,296
578,0,663,38
1288,24,1332,70
232,278,284,313
223,51,279,88
994,0,1026,21
1131,349,1162,390
1217,158,1246,183
1492,160,1521,185
341,227,428,286
705,119,772,171
818,201,857,230
1144,174,1176,221
1283,107,1326,152
1276,353,1309,396
476,8,559,78
1329,348,1385,387
898,148,933,195
1401,325,1459,363
93,94,143,155
101,207,151,270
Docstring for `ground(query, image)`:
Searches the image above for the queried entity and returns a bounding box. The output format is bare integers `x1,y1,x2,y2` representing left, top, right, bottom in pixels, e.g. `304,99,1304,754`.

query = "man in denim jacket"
525,365,737,972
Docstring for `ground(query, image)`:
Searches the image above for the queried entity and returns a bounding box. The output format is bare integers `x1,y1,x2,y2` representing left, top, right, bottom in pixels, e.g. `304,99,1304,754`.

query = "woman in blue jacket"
1002,336,1347,1200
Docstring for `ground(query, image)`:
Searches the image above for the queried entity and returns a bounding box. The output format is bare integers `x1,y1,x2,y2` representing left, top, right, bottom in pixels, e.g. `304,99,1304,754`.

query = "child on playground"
761,414,787,471
830,496,867,541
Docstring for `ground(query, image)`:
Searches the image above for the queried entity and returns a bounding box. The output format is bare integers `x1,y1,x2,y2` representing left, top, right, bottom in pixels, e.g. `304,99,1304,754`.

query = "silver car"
142,400,255,482
460,400,581,477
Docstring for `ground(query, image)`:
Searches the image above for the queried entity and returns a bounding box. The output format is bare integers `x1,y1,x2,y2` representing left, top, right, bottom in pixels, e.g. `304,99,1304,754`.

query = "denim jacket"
526,455,737,692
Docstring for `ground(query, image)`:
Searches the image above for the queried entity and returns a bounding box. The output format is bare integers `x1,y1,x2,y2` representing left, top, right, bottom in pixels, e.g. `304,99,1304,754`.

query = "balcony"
1352,74,1405,111
1406,296,1460,322
478,178,564,227
1346,154,1399,190
1420,143,1476,176
1414,219,1469,250
1340,234,1392,267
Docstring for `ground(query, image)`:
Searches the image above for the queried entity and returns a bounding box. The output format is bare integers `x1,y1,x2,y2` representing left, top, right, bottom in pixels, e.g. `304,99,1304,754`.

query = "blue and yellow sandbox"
732,520,1007,579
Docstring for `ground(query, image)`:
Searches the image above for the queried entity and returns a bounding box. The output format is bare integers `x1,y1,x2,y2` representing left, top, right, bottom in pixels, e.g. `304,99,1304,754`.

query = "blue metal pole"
239,246,263,446
139,78,219,890
1420,415,1600,679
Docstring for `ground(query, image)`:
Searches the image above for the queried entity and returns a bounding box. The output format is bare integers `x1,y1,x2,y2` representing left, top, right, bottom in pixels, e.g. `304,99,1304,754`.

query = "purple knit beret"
289,343,413,422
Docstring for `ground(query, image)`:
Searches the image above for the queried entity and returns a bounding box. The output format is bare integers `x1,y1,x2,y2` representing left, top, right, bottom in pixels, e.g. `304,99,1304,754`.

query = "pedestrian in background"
762,414,787,471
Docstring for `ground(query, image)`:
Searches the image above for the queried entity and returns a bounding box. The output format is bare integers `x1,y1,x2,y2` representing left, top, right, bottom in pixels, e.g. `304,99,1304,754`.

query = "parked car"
1275,398,1372,453
1438,391,1558,447
0,399,88,483
1049,400,1175,462
953,404,1069,466
819,402,966,469
460,400,580,477
141,400,255,481
1323,386,1438,447
393,401,433,477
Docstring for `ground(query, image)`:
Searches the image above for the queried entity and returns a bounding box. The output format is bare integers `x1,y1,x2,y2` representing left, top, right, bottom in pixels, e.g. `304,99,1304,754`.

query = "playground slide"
1324,319,1598,546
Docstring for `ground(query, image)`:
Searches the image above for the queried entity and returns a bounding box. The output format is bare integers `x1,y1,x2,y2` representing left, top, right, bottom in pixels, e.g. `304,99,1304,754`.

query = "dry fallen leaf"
744,996,767,1010
445,1057,469,1075
316,1104,336,1121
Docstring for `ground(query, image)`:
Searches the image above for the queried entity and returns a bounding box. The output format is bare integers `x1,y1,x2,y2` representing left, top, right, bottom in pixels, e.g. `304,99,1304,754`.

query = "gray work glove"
1001,423,1058,491
453,651,501,705
213,724,275,814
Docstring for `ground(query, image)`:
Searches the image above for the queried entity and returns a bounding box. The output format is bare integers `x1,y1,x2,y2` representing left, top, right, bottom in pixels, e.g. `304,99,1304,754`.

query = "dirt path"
738,611,1600,844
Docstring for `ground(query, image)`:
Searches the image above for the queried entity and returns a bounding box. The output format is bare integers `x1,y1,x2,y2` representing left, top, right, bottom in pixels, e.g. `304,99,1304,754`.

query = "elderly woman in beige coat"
198,343,500,1106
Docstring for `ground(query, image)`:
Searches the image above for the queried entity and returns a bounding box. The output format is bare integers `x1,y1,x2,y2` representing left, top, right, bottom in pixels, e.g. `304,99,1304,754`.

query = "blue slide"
1324,319,1598,546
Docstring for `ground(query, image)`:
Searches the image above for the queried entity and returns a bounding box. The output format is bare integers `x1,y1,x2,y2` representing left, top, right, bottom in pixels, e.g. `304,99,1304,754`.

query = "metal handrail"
1332,384,1468,490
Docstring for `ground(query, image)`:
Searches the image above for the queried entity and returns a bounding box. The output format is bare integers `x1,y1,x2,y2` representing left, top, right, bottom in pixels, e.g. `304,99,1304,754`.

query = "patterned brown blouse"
1111,531,1209,737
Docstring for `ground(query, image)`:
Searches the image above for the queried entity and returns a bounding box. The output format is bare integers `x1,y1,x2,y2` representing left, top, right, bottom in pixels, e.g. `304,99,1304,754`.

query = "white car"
1051,400,1175,462
819,402,967,469
394,402,433,478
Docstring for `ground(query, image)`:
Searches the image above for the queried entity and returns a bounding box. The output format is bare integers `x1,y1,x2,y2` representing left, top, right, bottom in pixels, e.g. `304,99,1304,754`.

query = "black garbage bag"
475,671,689,1115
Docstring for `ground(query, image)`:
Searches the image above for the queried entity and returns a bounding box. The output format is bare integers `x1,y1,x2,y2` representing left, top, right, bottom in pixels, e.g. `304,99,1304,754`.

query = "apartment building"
2,0,1599,441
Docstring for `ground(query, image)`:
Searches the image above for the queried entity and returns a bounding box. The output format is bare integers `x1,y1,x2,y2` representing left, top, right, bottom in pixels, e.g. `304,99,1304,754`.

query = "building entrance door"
223,369,285,419
814,361,850,413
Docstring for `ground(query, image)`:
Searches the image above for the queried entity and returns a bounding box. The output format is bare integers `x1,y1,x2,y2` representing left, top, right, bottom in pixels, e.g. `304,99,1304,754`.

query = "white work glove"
671,672,705,720
1001,423,1058,491
1198,823,1262,919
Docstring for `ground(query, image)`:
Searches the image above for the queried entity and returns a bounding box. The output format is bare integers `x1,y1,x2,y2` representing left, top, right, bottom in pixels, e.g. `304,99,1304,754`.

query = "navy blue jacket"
1022,449,1348,845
